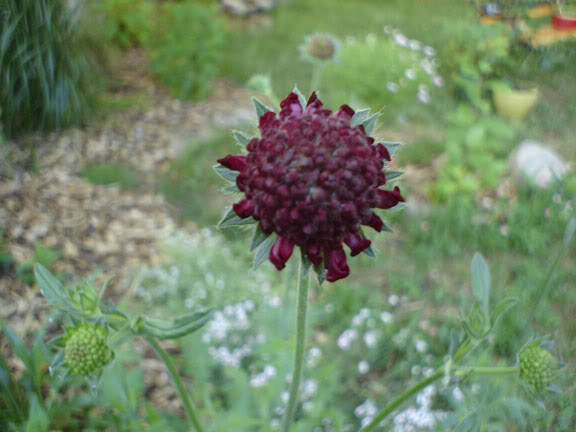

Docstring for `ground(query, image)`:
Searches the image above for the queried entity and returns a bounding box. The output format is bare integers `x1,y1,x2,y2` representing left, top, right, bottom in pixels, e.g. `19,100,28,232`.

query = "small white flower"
386,82,399,94
364,331,378,348
394,33,409,47
409,40,422,51
415,339,428,353
337,329,358,350
423,46,436,57
380,311,394,324
388,294,400,306
433,75,444,88
405,69,416,80
358,360,370,374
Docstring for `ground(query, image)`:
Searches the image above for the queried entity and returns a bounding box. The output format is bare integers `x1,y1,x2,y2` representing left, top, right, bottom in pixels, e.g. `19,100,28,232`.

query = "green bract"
64,323,114,376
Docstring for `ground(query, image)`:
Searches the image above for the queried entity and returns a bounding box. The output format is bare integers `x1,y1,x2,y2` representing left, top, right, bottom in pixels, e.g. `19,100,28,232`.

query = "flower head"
217,91,404,282
64,323,114,376
300,33,340,62
519,341,558,393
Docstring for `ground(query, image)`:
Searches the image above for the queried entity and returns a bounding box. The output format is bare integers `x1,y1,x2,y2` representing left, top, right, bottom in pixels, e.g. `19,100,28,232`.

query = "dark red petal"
217,154,247,172
233,200,254,219
306,92,324,111
325,245,350,282
364,213,383,232
344,232,371,257
336,104,355,119
377,186,404,209
259,111,277,130
306,244,323,267
375,143,391,161
280,92,303,118
269,237,295,271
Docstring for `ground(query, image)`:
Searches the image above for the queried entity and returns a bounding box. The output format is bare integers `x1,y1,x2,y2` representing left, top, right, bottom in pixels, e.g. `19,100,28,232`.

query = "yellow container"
493,88,539,122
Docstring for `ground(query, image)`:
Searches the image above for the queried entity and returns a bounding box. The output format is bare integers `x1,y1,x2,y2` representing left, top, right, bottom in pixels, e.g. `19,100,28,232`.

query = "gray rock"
221,0,276,16
509,140,570,189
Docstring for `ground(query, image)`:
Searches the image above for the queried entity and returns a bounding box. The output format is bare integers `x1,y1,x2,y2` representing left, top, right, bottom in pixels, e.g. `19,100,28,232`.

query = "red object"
552,14,576,31
217,92,405,282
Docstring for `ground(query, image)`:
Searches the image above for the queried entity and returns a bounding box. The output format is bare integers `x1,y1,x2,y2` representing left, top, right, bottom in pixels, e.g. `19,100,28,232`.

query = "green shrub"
145,3,227,100
320,29,443,121
97,0,154,49
0,0,99,138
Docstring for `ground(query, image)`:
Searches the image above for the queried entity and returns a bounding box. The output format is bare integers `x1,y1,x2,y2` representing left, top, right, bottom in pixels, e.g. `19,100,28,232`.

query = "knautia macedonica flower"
518,341,558,393
64,323,114,376
300,33,340,62
216,90,404,282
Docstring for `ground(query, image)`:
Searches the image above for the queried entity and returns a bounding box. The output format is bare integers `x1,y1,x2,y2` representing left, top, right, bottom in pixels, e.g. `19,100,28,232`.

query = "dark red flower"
217,92,404,282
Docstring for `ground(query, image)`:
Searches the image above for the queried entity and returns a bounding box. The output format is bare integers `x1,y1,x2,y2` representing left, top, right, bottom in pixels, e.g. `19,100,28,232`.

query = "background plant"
0,0,99,138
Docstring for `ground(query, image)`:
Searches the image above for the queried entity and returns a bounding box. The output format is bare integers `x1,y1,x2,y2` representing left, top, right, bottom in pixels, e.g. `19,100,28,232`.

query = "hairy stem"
145,336,205,432
281,255,310,432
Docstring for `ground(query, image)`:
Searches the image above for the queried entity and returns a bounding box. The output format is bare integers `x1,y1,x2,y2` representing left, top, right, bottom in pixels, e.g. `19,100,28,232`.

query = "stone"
509,140,570,189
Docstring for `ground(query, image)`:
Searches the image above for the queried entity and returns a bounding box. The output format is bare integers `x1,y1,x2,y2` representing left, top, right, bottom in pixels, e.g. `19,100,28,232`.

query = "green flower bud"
64,323,113,376
519,342,557,392
303,34,339,61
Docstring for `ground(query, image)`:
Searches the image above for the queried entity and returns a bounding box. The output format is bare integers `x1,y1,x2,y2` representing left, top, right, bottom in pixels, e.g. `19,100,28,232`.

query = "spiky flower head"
64,323,113,376
216,91,404,282
519,341,558,393
301,33,340,62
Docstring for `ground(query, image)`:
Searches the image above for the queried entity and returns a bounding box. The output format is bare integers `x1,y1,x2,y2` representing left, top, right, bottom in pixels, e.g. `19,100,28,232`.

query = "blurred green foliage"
0,0,99,138
97,0,154,48
81,162,142,189
145,3,227,99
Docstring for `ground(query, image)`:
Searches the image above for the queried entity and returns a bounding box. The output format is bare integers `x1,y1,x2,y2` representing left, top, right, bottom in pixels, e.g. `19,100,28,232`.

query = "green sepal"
253,233,276,270
292,86,308,110
46,336,67,348
213,164,239,183
233,130,251,148
361,245,376,258
314,264,326,286
217,207,257,228
388,202,407,212
385,169,404,181
223,184,241,193
379,141,402,156
142,309,213,340
362,112,379,135
253,97,273,119
350,108,371,128
49,350,65,375
102,310,130,331
250,226,270,252
462,303,490,340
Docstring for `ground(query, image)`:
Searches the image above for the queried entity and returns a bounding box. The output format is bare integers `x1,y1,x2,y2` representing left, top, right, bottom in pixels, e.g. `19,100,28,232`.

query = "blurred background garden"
1,0,575,430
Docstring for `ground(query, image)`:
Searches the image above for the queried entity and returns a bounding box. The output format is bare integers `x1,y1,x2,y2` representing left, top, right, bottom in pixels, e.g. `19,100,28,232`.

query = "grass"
81,162,142,189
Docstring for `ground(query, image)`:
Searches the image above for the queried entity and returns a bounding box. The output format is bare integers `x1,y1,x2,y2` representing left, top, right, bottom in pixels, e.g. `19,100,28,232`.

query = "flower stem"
359,365,518,432
281,255,310,432
144,336,205,432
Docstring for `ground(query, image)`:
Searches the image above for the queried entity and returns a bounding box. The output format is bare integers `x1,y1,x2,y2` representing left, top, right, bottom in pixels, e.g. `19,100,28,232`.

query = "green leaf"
233,130,250,148
253,234,276,270
361,245,376,258
448,329,460,360
471,253,491,315
143,309,213,339
217,207,257,228
25,394,50,432
350,108,371,127
253,97,273,119
362,112,379,135
1,322,32,370
213,164,239,183
46,336,66,348
388,202,407,212
102,311,130,330
380,141,402,156
385,169,404,181
250,226,270,252
48,350,65,375
489,297,518,330
292,86,308,110
34,264,77,313
463,303,490,339
564,217,576,247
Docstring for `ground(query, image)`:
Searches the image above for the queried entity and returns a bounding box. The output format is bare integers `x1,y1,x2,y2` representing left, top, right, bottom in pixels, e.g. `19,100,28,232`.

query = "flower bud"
64,323,113,376
519,342,557,392
302,34,339,61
